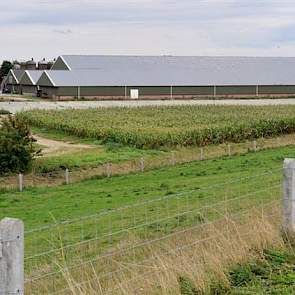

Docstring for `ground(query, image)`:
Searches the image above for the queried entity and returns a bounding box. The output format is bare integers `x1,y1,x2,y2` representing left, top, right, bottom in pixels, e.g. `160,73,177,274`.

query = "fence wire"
23,168,282,294
0,133,291,191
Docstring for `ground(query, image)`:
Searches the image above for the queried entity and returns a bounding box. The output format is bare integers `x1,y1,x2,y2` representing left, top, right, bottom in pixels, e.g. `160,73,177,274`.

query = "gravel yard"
2,99,295,113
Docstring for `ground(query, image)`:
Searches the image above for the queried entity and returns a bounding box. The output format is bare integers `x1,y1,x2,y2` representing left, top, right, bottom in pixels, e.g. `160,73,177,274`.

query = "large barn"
19,71,43,95
5,69,25,94
35,55,295,99
4,55,295,99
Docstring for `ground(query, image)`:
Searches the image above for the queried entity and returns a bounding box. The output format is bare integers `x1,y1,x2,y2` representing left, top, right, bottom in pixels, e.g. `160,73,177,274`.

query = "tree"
0,60,13,82
0,116,39,175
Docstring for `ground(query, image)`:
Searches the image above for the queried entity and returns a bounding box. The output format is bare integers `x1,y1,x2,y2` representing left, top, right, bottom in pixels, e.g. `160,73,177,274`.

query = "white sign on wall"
130,89,139,99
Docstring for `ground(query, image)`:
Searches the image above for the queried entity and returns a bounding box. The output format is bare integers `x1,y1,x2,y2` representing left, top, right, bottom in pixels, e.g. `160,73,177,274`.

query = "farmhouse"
36,55,295,99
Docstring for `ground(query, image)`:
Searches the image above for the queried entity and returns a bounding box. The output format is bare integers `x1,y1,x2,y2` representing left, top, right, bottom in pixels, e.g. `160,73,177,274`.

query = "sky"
1,0,295,61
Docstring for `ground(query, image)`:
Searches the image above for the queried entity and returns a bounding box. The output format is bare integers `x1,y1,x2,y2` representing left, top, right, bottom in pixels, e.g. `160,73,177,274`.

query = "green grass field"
11,144,289,294
229,249,295,294
32,128,162,173
1,145,290,230
5,105,295,293
18,105,295,148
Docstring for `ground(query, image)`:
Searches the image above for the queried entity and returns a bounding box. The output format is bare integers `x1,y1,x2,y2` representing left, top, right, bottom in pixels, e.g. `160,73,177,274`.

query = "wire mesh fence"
23,168,282,294
0,133,294,191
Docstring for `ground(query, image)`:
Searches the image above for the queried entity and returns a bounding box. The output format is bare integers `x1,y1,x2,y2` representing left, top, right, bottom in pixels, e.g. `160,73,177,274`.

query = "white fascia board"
44,71,56,87
10,70,19,83
60,55,72,71
24,70,36,85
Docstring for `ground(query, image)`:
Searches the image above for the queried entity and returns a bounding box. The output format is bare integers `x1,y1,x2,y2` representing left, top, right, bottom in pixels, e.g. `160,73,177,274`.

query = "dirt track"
34,135,94,155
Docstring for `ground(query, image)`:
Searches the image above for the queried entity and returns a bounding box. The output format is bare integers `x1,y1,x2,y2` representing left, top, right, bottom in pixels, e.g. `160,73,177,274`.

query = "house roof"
40,56,295,87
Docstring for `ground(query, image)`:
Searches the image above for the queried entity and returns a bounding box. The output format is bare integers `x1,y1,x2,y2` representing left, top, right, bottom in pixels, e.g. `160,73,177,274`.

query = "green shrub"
178,276,200,295
0,109,11,115
0,116,39,175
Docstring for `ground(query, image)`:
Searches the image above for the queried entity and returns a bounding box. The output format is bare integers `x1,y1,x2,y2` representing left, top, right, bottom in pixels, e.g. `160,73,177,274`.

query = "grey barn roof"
25,71,43,85
10,69,25,84
41,56,295,87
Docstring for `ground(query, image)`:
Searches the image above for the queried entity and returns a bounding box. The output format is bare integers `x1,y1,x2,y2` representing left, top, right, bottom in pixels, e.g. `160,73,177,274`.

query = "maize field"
17,105,295,148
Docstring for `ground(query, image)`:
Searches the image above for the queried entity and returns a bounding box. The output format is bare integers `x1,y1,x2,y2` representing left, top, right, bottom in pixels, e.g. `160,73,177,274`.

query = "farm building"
19,71,43,96
1,58,53,95
5,69,25,94
36,55,295,99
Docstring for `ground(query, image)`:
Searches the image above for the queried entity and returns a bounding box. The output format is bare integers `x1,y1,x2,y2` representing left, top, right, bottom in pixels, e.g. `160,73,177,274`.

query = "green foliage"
17,105,295,148
179,276,200,295
229,264,255,287
0,109,11,115
0,116,39,175
0,145,290,260
228,249,295,294
0,60,13,80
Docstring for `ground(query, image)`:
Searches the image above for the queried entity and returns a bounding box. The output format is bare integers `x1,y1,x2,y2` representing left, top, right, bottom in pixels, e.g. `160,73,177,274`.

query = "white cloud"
1,0,295,61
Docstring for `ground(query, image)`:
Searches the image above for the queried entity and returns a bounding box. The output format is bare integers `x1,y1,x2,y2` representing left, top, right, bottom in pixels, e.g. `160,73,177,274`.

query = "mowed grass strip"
1,145,290,278
0,145,292,230
17,105,295,147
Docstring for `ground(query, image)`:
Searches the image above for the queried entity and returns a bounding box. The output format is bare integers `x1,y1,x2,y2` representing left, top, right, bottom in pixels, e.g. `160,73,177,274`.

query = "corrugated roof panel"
26,71,43,85
12,69,25,83
40,56,295,87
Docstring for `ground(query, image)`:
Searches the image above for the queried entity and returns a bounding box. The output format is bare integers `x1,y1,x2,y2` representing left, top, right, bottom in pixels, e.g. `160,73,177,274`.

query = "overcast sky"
1,0,295,61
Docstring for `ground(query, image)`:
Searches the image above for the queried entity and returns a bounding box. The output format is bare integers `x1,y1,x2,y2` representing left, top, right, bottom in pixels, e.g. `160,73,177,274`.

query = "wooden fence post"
107,163,112,178
253,140,257,152
18,174,23,192
200,148,205,161
283,159,295,234
65,168,70,185
140,158,145,172
171,152,176,166
227,144,231,157
0,218,24,294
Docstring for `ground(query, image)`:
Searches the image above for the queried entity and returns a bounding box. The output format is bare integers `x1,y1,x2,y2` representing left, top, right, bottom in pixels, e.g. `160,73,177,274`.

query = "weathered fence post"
283,159,295,234
0,218,24,295
107,163,112,178
171,152,176,166
18,174,23,192
227,144,231,157
140,158,145,172
65,168,70,184
253,140,257,152
200,147,205,161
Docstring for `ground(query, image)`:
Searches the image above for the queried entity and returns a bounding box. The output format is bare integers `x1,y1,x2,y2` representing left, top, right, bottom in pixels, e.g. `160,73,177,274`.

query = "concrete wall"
6,84,21,94
127,86,170,96
259,85,295,95
57,86,78,97
173,86,214,95
39,86,58,98
216,86,256,95
40,85,295,99
21,85,37,96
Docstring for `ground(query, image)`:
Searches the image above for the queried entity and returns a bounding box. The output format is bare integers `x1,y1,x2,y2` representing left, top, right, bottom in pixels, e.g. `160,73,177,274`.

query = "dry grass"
1,133,295,191
26,202,285,294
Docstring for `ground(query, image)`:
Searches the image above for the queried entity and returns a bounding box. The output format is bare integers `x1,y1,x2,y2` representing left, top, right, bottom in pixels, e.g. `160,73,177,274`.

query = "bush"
0,109,11,115
0,116,39,175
